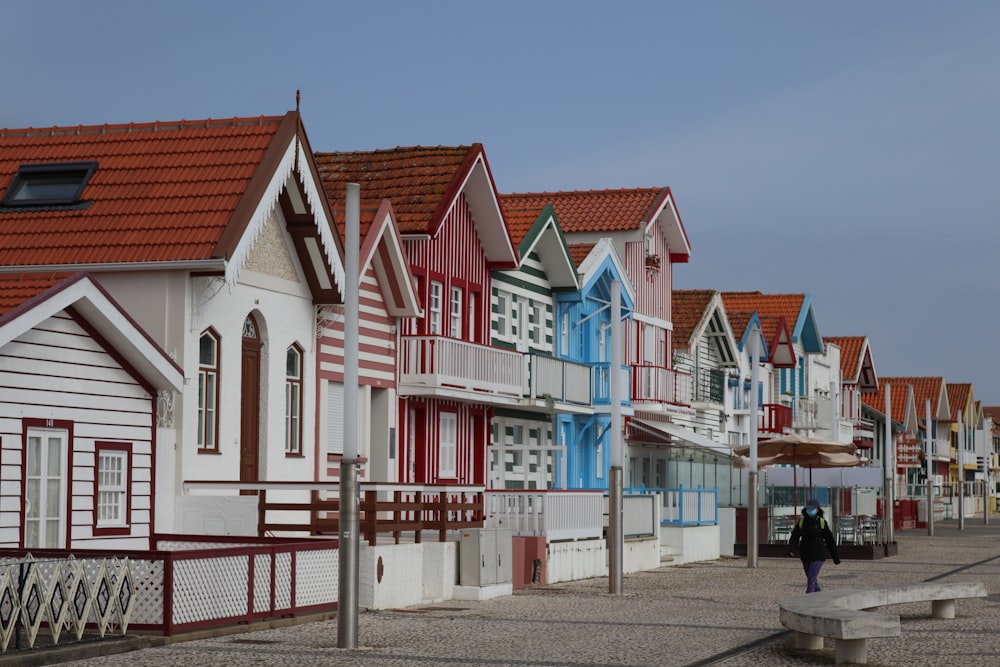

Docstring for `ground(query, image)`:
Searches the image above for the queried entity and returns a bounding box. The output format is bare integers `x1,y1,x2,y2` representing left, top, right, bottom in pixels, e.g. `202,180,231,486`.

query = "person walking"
788,497,840,593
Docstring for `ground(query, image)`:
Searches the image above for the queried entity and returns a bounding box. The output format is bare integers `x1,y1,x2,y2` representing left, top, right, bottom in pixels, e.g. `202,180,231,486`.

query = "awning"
629,418,734,457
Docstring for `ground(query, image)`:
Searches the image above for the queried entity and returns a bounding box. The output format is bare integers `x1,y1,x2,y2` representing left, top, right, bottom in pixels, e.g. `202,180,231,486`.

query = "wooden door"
241,315,262,489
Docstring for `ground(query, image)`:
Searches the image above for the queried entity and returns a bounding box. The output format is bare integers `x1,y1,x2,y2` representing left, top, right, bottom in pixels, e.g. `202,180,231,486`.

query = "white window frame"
528,301,542,346
197,330,220,450
96,446,129,528
439,412,458,478
450,286,463,338
495,291,509,338
285,345,303,455
25,427,69,548
429,281,443,335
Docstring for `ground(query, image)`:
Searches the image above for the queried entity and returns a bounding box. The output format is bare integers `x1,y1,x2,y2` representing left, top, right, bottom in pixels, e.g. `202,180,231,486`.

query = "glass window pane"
200,332,216,365
47,437,62,476
286,347,300,378
27,436,41,476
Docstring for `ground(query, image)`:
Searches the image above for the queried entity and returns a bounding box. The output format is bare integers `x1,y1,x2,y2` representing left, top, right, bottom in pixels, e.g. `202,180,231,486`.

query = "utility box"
460,527,512,586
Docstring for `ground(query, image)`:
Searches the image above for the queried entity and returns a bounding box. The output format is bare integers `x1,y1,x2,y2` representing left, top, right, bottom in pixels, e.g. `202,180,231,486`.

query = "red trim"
92,441,133,536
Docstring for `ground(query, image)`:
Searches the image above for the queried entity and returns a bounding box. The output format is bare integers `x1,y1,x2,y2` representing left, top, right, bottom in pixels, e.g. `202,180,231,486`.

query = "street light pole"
747,325,760,569
608,283,623,594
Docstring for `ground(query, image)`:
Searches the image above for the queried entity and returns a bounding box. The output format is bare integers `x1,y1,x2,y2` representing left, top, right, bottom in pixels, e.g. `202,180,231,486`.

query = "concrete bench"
779,581,987,665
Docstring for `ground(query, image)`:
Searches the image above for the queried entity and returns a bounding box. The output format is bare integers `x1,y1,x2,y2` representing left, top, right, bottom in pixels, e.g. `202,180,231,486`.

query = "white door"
25,428,68,548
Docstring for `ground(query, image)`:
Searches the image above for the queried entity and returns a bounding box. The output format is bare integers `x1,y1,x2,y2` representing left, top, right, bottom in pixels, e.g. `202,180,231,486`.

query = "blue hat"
805,498,820,509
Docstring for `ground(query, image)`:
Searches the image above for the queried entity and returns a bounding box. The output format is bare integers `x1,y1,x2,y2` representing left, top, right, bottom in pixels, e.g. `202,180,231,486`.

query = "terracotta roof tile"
0,116,287,267
502,188,668,233
497,195,546,247
0,271,71,318
946,382,973,420
982,406,1000,424
672,290,716,349
861,381,908,423
567,242,595,268
720,292,805,326
825,335,864,381
314,146,479,234
876,377,946,417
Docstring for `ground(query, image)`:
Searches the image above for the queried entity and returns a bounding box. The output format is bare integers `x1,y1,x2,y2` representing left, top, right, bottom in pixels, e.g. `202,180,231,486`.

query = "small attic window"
2,161,98,207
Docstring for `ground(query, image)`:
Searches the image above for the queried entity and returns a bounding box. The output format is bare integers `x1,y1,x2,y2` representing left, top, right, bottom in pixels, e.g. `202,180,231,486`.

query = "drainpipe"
958,409,965,531
884,384,894,545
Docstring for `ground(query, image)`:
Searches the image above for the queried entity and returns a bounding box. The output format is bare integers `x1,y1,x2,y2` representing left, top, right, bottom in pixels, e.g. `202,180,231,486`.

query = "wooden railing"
259,483,485,546
526,352,592,406
760,403,792,434
591,362,632,405
182,481,485,546
398,335,523,397
631,364,693,405
484,490,604,541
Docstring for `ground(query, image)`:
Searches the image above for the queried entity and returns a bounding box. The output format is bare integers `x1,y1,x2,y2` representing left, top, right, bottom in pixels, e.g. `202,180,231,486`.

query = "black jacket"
788,513,839,562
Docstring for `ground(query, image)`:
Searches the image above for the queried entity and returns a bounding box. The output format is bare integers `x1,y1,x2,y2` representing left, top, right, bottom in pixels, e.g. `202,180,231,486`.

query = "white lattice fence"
293,548,339,608
172,555,249,625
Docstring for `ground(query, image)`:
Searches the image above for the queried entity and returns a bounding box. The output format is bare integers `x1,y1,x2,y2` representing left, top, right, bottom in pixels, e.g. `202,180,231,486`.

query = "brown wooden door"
241,315,262,489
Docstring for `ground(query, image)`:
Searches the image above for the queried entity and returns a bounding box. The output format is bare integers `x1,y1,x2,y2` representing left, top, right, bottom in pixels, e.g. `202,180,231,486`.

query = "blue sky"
3,1,999,402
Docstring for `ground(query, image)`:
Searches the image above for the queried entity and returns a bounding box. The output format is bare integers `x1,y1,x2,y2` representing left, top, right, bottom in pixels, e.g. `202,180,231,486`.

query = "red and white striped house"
315,145,518,485
315,197,422,483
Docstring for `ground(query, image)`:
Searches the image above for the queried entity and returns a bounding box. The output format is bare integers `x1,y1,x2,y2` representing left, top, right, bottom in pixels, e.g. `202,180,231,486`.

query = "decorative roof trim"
225,138,345,294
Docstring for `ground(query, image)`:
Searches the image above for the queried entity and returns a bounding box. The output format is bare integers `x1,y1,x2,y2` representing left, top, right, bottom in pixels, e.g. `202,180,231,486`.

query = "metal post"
337,461,360,647
984,425,990,525
608,282,623,594
958,409,965,531
926,399,934,536
747,326,761,568
884,384,894,545
337,183,361,648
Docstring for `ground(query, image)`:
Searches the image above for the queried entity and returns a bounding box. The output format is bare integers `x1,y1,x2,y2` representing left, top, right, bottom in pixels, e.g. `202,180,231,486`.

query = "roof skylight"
2,161,98,207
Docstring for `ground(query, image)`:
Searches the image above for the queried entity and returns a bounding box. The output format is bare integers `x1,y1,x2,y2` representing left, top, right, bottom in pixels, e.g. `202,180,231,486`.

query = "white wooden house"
0,112,346,537
0,273,182,549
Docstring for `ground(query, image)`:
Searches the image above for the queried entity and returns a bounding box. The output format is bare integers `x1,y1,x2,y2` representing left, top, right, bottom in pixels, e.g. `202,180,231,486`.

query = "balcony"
852,417,875,448
524,352,593,413
631,364,693,409
398,335,523,403
760,403,792,434
790,395,832,432
592,361,632,407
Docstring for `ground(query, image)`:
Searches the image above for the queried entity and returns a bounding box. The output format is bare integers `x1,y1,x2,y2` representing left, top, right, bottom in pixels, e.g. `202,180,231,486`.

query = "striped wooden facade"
491,249,556,352
317,264,398,387
398,193,494,484
625,233,674,367
0,311,155,550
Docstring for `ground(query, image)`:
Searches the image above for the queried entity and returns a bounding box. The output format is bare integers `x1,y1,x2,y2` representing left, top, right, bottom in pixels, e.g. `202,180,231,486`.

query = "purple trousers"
802,559,825,593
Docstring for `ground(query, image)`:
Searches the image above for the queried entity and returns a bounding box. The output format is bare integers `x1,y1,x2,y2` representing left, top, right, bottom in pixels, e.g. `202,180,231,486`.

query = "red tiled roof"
877,377,946,417
861,381,908,423
983,406,1000,425
672,290,716,349
568,243,595,268
0,115,293,267
0,272,69,318
497,195,545,247
726,311,753,339
946,382,973,421
314,146,480,234
502,188,668,233
825,336,865,381
721,292,805,326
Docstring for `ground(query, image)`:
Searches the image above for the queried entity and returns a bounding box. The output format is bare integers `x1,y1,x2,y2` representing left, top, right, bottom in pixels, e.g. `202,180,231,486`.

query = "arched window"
198,329,220,451
285,344,303,455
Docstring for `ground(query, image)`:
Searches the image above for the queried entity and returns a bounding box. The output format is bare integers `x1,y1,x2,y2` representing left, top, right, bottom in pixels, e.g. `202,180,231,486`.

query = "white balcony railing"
527,353,592,406
792,396,832,431
484,490,604,541
592,362,632,405
631,365,693,405
398,335,523,397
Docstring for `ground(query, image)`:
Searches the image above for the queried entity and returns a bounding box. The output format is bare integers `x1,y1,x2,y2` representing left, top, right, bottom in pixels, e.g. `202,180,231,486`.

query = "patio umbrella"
733,434,861,513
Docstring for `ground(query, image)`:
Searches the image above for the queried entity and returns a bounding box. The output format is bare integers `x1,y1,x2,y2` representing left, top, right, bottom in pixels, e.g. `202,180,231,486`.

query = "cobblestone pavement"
58,519,1000,667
